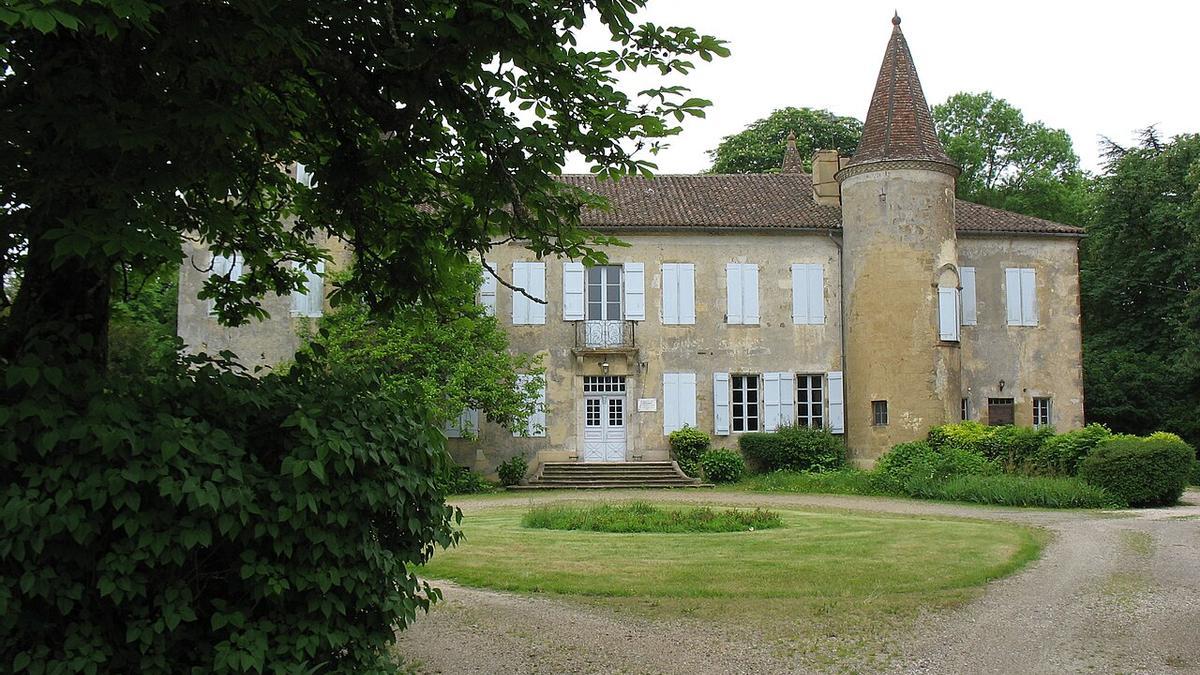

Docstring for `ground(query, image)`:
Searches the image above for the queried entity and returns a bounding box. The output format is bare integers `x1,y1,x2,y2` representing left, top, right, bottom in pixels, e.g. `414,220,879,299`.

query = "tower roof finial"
892,11,901,27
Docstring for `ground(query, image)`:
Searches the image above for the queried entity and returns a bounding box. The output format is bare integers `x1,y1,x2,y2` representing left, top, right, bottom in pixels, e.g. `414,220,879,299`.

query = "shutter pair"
791,264,826,324
561,262,646,321
662,373,697,435
290,261,326,318
726,263,759,324
1005,268,1038,326
662,264,696,324
713,371,844,435
512,262,547,324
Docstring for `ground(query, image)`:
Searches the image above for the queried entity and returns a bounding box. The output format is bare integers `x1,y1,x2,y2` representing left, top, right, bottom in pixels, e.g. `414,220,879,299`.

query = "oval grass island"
416,498,1046,668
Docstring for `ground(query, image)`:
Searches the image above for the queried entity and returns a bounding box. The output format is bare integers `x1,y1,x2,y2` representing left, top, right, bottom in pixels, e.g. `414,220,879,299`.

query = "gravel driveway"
395,489,1200,674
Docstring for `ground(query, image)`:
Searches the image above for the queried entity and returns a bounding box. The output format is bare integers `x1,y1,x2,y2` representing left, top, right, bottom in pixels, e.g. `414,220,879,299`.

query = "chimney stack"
811,149,845,206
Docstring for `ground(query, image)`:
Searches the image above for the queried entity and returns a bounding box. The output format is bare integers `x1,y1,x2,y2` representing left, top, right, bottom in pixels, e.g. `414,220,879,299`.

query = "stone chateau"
178,16,1085,473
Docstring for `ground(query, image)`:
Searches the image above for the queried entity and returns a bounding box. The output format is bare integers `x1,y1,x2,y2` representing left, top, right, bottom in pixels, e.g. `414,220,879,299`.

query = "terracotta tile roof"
844,14,956,171
558,174,1084,235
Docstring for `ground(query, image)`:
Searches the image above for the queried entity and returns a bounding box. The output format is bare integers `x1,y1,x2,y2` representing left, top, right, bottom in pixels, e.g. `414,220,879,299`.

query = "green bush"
1079,434,1195,507
669,426,710,477
738,424,844,473
927,421,993,454
700,448,746,483
521,501,782,533
497,454,529,487
2,348,459,672
903,474,1123,509
443,466,497,495
927,421,1054,473
874,441,996,492
1026,423,1111,476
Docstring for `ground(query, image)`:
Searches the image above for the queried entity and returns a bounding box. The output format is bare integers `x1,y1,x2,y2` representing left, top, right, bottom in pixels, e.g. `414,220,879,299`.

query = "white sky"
562,1,1199,175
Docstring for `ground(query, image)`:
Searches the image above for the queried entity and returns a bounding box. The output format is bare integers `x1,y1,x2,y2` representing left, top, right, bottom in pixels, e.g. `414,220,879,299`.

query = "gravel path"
395,489,1200,674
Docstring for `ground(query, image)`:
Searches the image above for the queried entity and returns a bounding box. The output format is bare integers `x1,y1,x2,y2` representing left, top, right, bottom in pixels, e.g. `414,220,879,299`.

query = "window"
587,265,623,321
731,375,760,432
208,251,242,317
583,376,626,393
961,397,971,421
661,263,696,324
938,287,960,341
1005,268,1038,326
511,261,546,325
662,373,697,435
796,375,824,428
960,267,977,326
290,261,325,318
988,398,1015,426
791,264,825,325
1033,397,1052,428
725,263,759,324
443,409,479,438
872,400,888,426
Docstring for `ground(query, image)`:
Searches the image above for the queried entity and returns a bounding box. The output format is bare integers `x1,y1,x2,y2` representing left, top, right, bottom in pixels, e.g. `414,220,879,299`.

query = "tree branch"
478,252,546,305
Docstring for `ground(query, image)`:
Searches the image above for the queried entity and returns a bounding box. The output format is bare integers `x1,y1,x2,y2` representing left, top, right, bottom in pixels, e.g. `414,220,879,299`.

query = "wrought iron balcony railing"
573,320,637,352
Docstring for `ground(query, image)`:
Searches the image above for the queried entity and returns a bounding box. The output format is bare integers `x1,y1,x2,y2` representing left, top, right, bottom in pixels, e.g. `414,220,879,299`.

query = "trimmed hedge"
700,448,746,483
1079,435,1195,507
739,424,844,473
1027,424,1111,476
669,426,710,477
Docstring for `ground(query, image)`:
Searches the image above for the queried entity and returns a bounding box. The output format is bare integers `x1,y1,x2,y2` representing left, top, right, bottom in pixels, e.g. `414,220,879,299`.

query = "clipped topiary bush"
739,424,844,473
700,448,746,483
497,454,529,487
1026,423,1111,476
874,440,996,492
1079,434,1195,507
669,426,710,477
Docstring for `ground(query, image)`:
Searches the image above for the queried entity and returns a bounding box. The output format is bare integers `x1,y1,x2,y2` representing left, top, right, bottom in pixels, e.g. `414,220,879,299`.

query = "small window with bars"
961,397,970,421
796,375,824,428
872,400,888,426
1033,397,1052,428
731,375,760,433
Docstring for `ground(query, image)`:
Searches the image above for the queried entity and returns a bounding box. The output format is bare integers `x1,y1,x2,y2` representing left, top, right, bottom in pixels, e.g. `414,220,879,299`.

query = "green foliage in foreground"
522,501,781,533
2,347,460,672
668,426,710,477
874,440,997,493
444,466,498,495
700,448,746,483
1079,433,1195,507
739,424,844,473
739,470,1120,509
497,455,529,487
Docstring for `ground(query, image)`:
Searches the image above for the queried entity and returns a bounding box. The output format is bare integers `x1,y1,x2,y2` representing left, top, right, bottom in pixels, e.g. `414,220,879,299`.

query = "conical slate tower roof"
844,14,957,172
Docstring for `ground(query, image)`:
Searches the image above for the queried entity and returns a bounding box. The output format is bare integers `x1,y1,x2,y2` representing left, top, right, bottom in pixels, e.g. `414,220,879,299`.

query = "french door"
584,266,623,347
582,376,626,462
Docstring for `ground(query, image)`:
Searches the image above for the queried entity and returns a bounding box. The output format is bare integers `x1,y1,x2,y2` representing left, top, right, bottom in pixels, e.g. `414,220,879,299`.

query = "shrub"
443,466,497,495
521,501,782,533
497,454,529,487
903,474,1123,509
2,349,459,672
669,426,710,477
928,422,1054,473
874,441,996,492
1079,435,1195,507
1026,424,1111,476
700,448,746,483
927,421,992,454
739,424,844,473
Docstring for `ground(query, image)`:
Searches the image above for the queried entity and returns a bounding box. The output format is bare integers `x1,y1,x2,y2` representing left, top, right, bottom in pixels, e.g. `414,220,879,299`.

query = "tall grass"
522,501,783,533
739,468,885,496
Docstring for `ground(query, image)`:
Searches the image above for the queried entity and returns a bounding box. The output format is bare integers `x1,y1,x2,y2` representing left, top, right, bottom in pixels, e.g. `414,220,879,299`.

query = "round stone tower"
836,14,962,463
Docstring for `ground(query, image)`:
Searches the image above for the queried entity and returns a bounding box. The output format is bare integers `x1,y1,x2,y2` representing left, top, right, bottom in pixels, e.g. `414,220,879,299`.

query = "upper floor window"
661,263,696,325
791,264,825,325
511,261,546,325
960,267,977,326
938,287,960,341
587,265,623,322
562,262,644,323
725,263,759,325
1005,268,1038,326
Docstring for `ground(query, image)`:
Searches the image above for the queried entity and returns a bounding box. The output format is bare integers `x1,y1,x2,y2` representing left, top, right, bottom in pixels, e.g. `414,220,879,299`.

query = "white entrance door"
582,376,627,462
584,265,623,347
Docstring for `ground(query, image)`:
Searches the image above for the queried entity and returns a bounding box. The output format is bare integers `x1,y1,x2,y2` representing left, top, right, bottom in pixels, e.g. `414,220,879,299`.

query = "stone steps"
514,461,710,490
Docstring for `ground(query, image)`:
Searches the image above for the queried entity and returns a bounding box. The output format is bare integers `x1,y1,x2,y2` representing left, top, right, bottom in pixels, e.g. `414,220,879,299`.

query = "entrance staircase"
514,461,710,489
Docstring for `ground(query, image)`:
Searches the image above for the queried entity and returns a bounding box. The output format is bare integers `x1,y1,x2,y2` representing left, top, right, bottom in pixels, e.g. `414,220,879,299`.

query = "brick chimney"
811,149,846,206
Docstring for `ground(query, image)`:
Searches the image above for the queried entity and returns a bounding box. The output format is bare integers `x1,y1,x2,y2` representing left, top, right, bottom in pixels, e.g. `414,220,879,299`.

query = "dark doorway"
987,398,1015,426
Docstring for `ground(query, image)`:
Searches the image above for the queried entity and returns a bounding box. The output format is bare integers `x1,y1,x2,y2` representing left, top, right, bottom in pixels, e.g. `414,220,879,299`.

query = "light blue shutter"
780,372,795,428
1005,268,1022,326
743,264,759,324
807,266,824,324
514,375,546,437
306,261,325,317
662,264,679,324
713,372,730,435
960,267,976,326
563,262,584,320
763,372,781,431
827,371,844,434
938,287,959,341
1020,268,1037,326
680,373,697,429
679,264,696,324
726,264,742,324
512,262,528,324
624,263,645,320
791,265,807,324
529,263,546,324
480,270,497,317
663,373,679,435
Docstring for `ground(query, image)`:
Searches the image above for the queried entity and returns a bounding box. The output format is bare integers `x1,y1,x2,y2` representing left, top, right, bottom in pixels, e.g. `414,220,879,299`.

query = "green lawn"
421,499,1044,667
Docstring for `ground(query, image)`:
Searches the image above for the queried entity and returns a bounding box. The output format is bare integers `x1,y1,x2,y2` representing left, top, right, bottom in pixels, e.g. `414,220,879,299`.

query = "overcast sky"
562,1,1198,175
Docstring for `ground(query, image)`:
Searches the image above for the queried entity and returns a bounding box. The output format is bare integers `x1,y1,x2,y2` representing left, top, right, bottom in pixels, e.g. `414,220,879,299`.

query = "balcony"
572,320,637,355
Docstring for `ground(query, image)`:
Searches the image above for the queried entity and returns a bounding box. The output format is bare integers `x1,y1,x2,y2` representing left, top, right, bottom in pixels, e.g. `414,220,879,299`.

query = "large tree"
1,1,725,670
932,91,1091,226
707,107,862,173
1081,129,1200,447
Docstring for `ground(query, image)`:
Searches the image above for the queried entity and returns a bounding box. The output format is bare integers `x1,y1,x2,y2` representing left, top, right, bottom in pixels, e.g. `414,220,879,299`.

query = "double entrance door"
582,376,626,462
